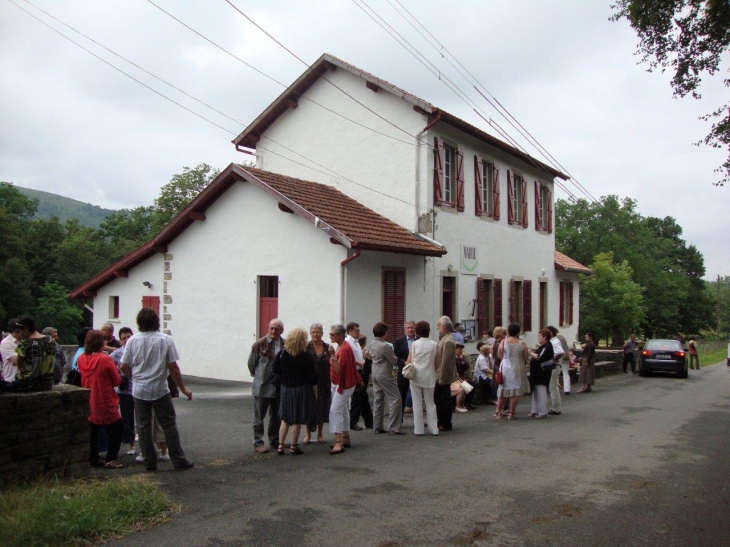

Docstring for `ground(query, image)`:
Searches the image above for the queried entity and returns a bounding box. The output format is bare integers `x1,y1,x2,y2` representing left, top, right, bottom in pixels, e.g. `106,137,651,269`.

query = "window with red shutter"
456,150,465,212
509,280,516,323
507,171,514,224
494,279,503,327
568,282,574,325
142,296,160,317
383,270,406,343
493,166,500,221
523,280,532,332
476,277,485,335
433,138,445,206
534,181,541,232
559,282,565,326
547,187,553,234
521,177,528,228
474,156,483,216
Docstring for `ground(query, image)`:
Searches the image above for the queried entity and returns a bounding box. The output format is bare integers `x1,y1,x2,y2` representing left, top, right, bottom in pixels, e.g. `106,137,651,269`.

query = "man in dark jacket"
393,320,417,413
247,318,285,454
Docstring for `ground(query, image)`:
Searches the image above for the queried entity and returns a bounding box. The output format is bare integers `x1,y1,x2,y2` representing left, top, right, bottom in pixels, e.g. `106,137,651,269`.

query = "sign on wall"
460,244,478,276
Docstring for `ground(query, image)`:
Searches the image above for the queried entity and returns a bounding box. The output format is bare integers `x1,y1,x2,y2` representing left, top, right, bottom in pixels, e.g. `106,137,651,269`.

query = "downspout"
414,112,441,232
340,249,361,323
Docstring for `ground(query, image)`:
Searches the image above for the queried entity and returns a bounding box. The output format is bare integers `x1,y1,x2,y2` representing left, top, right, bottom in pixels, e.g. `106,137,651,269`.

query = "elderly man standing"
435,316,458,431
394,320,417,414
623,334,638,374
42,327,67,385
547,326,567,415
101,323,121,354
247,318,285,454
0,318,23,383
120,307,194,472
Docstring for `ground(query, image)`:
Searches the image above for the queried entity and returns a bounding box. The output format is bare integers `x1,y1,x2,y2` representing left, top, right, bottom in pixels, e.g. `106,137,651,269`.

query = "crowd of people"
0,309,645,467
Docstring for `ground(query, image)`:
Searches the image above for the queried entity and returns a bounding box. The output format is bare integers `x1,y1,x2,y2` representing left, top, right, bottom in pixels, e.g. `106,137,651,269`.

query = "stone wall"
0,384,90,487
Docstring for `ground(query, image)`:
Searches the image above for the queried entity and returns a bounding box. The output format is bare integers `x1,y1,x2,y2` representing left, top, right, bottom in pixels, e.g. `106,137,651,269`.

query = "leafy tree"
150,163,219,232
580,253,646,344
99,205,156,260
611,0,730,186
31,282,84,344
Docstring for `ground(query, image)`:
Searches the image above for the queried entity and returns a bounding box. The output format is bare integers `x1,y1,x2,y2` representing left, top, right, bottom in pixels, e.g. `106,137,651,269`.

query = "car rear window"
645,340,681,351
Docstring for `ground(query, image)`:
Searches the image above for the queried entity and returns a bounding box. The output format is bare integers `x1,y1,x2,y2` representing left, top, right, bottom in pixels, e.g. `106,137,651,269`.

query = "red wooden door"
259,276,278,338
383,271,405,344
141,296,160,316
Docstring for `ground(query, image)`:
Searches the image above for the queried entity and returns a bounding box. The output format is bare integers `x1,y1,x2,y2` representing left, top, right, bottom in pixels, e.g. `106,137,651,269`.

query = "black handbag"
540,359,556,371
65,368,82,387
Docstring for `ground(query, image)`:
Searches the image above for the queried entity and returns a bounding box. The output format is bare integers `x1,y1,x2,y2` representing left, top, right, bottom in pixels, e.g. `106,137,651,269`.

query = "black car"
639,339,688,378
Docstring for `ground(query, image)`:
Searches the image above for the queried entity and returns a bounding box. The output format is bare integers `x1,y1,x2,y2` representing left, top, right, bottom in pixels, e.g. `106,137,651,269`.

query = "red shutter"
493,166,500,221
476,277,485,337
474,156,483,216
508,280,516,323
142,296,160,317
494,278,502,327
559,282,565,326
523,280,532,332
433,138,445,205
506,170,514,224
456,149,465,212
383,271,405,343
568,282,574,325
521,178,528,228
547,187,553,234
534,181,540,231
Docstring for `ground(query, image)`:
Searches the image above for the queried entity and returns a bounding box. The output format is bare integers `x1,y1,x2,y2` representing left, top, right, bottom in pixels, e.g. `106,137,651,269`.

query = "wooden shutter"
456,149,465,212
433,138,445,205
476,277,485,337
508,280,516,323
523,280,532,332
383,271,405,343
493,166,500,221
559,282,565,326
506,170,514,224
494,278,502,327
521,177,528,228
568,282,574,325
547,187,553,234
142,296,160,317
474,156,483,216
534,181,541,231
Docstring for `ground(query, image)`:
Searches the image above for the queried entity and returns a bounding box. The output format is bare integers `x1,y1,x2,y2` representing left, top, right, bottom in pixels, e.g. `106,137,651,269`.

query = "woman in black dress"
528,328,555,418
273,327,318,455
304,323,330,444
579,332,596,393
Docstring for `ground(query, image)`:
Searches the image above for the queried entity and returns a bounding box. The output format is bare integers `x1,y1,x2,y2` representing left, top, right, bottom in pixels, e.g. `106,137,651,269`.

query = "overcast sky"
1,0,727,279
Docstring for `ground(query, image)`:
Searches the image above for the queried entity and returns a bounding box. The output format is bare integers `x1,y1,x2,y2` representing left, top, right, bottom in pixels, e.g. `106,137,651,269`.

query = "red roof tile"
554,251,591,274
69,164,445,298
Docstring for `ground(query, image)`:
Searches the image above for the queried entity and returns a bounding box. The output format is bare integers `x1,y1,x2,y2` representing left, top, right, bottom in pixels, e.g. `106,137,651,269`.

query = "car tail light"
673,351,685,358
641,350,651,356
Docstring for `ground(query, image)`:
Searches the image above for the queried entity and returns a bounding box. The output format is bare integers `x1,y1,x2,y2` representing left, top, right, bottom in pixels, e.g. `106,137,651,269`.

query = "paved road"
108,362,730,547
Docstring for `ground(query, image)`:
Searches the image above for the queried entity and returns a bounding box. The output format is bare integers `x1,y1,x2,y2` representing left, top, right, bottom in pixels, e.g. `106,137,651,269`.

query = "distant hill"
16,187,116,229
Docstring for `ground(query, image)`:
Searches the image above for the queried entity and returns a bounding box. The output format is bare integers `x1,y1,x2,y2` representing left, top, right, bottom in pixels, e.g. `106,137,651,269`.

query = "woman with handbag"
404,321,439,436
495,324,530,420
528,329,555,418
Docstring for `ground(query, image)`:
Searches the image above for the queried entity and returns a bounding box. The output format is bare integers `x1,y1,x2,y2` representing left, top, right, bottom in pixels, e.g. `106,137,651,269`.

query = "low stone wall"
0,384,90,487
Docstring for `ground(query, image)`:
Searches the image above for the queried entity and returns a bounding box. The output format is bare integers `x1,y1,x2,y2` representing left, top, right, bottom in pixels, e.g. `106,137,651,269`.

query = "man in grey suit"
369,322,405,435
247,318,285,454
435,316,458,431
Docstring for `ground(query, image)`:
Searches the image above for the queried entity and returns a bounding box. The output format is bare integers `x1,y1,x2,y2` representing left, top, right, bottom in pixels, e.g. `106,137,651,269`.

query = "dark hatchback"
639,339,688,378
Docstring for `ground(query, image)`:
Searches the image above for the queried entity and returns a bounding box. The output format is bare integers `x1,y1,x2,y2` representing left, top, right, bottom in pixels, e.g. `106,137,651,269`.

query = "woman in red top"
327,323,359,455
78,330,124,468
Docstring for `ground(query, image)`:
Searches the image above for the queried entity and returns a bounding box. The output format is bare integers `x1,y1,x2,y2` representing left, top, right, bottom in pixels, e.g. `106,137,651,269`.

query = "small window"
482,161,494,216
537,183,549,231
443,143,456,204
260,276,278,298
442,276,456,320
511,174,524,224
109,296,119,319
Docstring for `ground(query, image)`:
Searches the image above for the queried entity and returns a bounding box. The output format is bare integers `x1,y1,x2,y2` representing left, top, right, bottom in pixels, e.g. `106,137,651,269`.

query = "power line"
145,0,422,150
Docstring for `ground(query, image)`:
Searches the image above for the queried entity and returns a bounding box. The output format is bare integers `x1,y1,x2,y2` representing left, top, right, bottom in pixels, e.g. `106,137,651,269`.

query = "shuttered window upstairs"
474,156,496,218
383,270,405,343
433,137,464,211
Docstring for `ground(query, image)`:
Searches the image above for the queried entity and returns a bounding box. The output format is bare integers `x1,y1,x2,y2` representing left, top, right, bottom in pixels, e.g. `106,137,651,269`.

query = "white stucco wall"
93,254,164,335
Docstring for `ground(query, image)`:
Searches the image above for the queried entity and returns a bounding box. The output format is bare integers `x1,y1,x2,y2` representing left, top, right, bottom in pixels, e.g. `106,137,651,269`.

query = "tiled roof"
239,166,445,256
554,251,591,274
233,53,568,180
69,164,444,298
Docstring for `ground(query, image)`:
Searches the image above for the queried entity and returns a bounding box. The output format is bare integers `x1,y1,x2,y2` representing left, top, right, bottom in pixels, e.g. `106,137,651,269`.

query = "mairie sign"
460,244,478,275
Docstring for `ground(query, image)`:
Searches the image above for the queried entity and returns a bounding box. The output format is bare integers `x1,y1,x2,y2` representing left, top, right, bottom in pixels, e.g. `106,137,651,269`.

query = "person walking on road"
688,338,700,370
247,318,285,454
623,334,638,374
121,307,194,472
579,332,596,393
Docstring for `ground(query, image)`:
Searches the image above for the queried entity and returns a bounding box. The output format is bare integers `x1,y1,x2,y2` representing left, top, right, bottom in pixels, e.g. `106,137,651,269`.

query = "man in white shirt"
547,326,567,415
0,318,23,383
345,322,365,365
121,307,193,472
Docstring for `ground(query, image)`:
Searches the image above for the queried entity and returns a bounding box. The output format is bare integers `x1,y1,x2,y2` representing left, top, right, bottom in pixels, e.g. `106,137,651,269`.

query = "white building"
70,54,589,381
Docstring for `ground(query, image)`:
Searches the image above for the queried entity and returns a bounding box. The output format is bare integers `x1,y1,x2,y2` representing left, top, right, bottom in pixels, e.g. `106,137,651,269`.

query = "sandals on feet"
492,412,502,419
290,444,303,456
277,443,285,456
507,413,517,420
329,443,345,455
104,460,123,469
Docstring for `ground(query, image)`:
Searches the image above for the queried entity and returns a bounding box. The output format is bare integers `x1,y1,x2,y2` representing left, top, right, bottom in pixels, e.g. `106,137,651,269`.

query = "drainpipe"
340,249,361,323
414,112,441,232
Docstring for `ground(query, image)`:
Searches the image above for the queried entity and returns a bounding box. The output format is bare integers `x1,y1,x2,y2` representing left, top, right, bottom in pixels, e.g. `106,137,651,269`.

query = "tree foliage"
580,253,645,344
31,282,83,344
556,195,713,338
611,0,730,186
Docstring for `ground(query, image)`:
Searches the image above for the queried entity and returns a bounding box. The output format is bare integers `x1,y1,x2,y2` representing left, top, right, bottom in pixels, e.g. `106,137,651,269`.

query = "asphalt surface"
106,362,730,547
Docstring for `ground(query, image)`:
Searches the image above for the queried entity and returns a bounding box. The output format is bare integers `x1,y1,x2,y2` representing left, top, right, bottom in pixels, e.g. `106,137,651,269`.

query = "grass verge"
0,475,174,547
699,346,729,367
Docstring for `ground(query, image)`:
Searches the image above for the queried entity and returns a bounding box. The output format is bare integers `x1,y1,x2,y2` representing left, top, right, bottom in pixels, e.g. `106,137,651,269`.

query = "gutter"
340,249,362,323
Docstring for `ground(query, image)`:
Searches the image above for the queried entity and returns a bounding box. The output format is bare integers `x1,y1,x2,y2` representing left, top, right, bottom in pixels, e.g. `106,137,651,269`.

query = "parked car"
639,339,688,378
